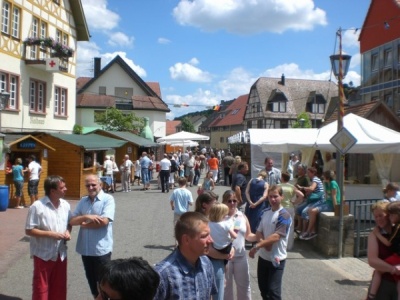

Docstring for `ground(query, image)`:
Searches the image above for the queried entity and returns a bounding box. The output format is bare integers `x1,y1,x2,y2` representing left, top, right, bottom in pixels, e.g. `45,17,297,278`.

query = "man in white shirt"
121,154,134,192
159,154,171,193
27,154,42,205
25,175,71,300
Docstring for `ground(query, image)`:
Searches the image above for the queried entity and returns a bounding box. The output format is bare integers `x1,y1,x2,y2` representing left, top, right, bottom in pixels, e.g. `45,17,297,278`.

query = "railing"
347,198,380,257
23,44,69,72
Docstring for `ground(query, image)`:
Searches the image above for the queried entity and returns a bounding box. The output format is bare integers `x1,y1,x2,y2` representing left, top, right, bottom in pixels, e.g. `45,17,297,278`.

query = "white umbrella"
170,140,199,147
156,131,209,143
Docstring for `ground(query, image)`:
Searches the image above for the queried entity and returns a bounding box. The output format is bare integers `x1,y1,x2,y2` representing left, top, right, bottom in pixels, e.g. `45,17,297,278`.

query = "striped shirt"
73,190,115,256
25,196,71,261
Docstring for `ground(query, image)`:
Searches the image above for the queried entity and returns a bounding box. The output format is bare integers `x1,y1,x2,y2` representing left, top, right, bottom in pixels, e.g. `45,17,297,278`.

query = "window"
312,103,325,113
247,120,252,129
384,49,392,67
385,94,393,108
231,108,240,115
272,101,286,112
257,119,263,128
220,137,224,143
54,86,67,116
99,86,106,95
371,53,378,71
0,71,19,109
1,1,20,39
29,79,46,113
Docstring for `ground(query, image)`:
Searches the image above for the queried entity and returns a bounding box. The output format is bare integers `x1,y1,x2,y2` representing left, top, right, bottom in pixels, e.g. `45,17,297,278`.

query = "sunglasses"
85,184,97,188
227,200,238,204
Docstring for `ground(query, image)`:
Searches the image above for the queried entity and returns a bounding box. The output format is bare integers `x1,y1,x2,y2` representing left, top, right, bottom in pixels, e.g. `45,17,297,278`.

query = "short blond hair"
209,202,229,222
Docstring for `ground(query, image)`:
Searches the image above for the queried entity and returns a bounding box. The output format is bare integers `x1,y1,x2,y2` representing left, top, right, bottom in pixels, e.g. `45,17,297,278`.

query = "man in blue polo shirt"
69,174,115,299
154,212,217,300
140,152,152,190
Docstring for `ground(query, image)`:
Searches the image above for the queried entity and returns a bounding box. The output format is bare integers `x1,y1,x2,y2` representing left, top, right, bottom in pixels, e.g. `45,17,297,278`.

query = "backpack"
171,160,177,172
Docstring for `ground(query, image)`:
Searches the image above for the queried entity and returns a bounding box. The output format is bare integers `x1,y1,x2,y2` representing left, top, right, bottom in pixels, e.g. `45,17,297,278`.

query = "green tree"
73,124,83,134
95,107,144,132
181,116,195,132
292,112,312,128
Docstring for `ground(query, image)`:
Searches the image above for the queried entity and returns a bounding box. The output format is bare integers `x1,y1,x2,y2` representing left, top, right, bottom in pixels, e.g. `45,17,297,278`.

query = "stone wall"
311,212,355,257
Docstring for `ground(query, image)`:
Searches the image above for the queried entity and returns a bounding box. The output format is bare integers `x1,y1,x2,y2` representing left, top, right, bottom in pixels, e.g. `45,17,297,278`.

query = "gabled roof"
4,134,55,151
209,94,248,127
92,130,157,147
77,55,169,112
248,77,337,118
323,101,400,127
76,77,91,90
146,82,162,98
201,100,235,128
70,0,90,41
45,133,127,150
166,120,181,135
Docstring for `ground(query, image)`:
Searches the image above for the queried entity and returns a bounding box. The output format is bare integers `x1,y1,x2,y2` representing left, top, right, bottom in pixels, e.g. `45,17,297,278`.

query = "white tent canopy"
255,114,400,154
247,113,400,185
157,131,209,143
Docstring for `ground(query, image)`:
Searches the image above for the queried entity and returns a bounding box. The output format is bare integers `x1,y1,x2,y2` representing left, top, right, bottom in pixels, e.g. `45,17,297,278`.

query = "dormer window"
267,90,287,112
307,93,326,114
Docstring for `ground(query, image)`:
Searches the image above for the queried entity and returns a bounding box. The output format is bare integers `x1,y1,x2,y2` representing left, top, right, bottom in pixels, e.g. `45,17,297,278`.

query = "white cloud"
217,67,256,98
107,31,134,47
76,44,147,78
260,63,331,81
158,37,171,44
82,0,120,31
101,52,147,77
76,41,102,77
342,28,360,49
173,0,327,34
169,58,212,82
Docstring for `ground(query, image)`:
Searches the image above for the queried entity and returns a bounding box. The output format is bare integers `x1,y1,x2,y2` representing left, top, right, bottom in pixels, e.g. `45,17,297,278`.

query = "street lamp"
329,28,351,258
0,91,10,133
299,118,306,128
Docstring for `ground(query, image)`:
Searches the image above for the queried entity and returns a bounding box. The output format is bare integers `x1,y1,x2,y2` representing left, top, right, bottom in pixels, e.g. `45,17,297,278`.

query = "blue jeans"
210,258,225,300
257,256,286,300
141,168,149,184
193,169,201,185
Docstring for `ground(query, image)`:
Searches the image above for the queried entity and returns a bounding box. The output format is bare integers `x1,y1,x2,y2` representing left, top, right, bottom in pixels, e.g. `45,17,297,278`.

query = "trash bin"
0,185,9,212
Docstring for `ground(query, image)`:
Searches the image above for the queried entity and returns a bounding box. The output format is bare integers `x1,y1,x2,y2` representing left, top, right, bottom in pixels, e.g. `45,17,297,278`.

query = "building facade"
359,0,400,115
76,56,169,139
0,0,89,133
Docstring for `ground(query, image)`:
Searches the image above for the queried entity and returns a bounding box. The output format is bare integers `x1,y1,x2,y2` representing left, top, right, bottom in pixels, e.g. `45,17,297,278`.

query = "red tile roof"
209,94,248,127
146,82,162,98
76,77,91,91
166,120,181,135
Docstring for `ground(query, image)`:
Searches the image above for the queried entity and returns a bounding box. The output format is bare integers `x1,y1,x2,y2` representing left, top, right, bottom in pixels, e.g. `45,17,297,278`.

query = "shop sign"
18,140,36,149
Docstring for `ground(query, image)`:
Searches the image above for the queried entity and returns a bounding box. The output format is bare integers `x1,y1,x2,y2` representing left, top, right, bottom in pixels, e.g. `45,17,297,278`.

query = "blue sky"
77,0,371,119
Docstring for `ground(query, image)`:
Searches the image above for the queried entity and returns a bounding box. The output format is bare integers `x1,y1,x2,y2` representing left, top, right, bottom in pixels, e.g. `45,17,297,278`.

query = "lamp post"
0,91,10,133
299,118,305,128
330,28,352,258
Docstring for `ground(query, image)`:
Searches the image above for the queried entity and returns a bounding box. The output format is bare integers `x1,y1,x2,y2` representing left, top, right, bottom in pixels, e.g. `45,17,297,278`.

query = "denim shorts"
298,200,325,220
14,180,24,197
28,179,39,196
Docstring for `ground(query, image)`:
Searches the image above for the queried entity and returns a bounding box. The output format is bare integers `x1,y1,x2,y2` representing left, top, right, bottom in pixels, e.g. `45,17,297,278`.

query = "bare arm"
208,245,235,260
245,180,253,205
331,187,338,206
304,182,317,193
210,180,215,191
228,228,237,240
373,227,391,247
244,215,257,242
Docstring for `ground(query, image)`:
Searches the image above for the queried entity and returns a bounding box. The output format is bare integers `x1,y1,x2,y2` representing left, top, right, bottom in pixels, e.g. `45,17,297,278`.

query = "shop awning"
93,130,158,147
49,133,127,151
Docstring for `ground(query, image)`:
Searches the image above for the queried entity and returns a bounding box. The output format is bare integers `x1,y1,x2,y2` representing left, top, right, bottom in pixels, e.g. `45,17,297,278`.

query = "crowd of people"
23,145,357,300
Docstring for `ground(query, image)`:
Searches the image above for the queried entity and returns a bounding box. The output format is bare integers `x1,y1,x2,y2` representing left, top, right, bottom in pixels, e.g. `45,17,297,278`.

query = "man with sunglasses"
70,174,115,299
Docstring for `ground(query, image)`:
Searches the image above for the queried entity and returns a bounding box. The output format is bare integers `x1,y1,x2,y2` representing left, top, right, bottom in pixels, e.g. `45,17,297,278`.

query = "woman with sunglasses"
222,190,257,300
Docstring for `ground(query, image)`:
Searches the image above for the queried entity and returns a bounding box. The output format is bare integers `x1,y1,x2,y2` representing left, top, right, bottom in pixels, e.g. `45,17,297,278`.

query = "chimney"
280,74,285,86
94,57,101,78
